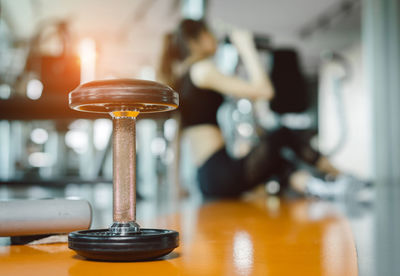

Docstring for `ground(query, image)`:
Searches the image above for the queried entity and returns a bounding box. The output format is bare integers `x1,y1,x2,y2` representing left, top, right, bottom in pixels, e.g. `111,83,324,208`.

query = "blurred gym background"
0,0,370,192
0,1,399,273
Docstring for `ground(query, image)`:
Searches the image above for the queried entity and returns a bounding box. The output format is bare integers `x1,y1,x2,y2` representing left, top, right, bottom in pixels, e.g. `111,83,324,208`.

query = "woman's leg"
271,127,341,176
315,156,340,177
288,170,312,194
198,129,292,198
242,128,299,192
197,127,341,198
197,148,248,198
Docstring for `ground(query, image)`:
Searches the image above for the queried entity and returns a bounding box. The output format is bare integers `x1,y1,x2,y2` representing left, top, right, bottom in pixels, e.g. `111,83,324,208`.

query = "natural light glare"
28,152,53,167
237,122,254,137
237,99,252,114
233,231,254,275
266,180,280,194
78,38,96,83
26,79,43,100
164,118,177,141
94,119,112,150
151,137,167,156
30,128,49,144
65,130,88,154
139,66,156,81
0,84,11,99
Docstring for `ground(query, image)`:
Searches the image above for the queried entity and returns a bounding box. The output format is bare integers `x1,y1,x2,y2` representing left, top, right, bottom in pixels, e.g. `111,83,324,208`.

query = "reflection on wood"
0,197,357,276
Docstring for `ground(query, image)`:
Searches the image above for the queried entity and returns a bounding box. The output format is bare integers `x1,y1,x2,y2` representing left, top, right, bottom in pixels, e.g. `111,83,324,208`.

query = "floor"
0,183,399,275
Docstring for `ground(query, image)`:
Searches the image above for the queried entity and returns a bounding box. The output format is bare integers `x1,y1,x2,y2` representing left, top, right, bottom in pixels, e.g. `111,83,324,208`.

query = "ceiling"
209,0,342,35
208,0,361,72
1,0,361,76
1,0,180,39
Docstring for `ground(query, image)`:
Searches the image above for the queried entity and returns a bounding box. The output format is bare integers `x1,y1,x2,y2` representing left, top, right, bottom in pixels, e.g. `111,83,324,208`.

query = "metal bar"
112,116,137,223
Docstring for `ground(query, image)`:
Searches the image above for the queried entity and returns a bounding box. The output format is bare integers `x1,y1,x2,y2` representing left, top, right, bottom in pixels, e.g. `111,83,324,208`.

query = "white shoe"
306,174,368,201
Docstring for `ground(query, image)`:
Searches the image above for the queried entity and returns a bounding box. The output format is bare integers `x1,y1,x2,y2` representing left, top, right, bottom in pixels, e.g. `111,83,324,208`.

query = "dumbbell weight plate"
68,228,179,261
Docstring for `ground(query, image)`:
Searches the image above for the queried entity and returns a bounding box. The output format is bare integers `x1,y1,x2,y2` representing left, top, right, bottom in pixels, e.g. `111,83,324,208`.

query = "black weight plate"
68,228,179,261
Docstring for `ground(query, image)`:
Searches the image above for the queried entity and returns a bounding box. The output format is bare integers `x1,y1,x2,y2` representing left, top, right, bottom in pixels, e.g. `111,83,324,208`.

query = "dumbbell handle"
112,114,137,223
0,199,91,236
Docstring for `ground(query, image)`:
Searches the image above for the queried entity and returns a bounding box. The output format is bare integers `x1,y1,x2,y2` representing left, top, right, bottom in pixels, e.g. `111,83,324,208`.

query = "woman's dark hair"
157,19,208,89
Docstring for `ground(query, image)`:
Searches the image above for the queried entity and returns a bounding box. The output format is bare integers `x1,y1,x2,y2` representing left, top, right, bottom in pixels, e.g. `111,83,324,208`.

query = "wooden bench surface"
0,197,358,276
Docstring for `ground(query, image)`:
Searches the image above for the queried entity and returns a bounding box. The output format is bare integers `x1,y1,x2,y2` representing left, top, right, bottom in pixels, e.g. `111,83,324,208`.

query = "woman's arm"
190,30,274,100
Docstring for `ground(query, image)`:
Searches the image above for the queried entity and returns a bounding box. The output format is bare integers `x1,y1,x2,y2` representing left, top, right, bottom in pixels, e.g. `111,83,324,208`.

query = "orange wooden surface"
0,198,358,276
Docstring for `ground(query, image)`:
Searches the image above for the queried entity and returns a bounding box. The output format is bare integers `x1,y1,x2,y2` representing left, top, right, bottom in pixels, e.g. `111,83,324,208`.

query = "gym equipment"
0,199,91,237
67,79,179,261
270,49,309,114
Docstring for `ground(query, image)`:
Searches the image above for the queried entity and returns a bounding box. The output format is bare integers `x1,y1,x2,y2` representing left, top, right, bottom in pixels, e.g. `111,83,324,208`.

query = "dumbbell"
67,79,179,261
